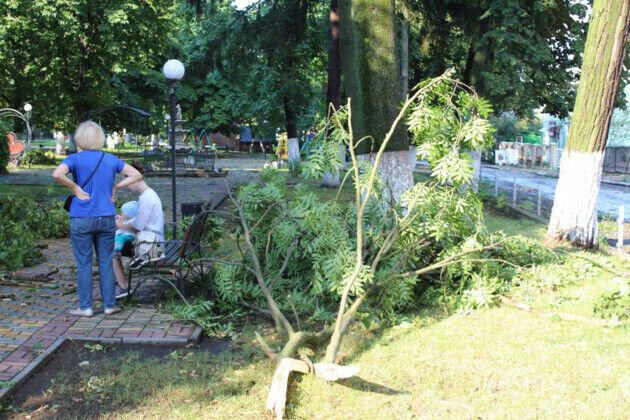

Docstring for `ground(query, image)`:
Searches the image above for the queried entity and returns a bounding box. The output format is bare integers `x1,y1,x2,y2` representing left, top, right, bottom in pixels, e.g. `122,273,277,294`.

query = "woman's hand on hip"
71,185,90,201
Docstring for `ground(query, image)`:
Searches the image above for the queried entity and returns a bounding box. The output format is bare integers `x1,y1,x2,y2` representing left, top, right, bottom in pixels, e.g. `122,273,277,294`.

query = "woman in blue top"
52,121,142,317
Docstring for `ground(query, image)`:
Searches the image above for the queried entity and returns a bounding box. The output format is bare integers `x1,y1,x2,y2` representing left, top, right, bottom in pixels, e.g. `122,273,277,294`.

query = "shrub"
0,197,69,270
523,133,542,144
0,221,38,270
593,279,630,320
22,149,57,167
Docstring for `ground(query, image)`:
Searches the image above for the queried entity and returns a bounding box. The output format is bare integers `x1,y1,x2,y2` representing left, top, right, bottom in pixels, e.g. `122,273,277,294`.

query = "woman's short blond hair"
74,121,105,151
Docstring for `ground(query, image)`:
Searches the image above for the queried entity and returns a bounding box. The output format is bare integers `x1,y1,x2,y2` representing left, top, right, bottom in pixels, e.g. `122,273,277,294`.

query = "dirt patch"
1,338,230,419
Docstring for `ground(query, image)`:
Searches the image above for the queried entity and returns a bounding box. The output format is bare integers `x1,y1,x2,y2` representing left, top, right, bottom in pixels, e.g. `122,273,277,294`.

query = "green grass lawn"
15,305,627,419
3,208,627,418
0,184,67,200
484,211,546,240
2,174,628,418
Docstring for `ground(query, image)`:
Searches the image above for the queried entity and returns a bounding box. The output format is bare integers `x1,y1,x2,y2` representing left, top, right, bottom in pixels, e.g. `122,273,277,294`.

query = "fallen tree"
203,73,502,418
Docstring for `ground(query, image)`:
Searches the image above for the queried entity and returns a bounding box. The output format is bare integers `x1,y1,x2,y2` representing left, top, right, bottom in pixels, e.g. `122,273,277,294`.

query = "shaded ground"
1,339,230,419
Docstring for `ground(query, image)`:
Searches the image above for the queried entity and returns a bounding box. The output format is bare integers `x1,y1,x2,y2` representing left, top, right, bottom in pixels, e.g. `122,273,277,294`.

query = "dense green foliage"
21,149,56,167
0,197,68,270
407,0,589,117
490,113,543,144
1,0,593,138
407,78,495,183
0,0,173,131
174,0,327,137
0,122,8,173
188,78,509,328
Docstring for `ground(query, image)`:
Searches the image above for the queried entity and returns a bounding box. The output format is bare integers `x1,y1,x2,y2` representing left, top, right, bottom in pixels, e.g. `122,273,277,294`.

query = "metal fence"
480,176,630,254
480,176,554,222
603,147,630,174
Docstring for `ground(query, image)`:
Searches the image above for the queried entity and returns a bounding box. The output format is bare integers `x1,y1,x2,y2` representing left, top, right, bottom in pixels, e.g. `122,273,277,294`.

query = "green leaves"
431,151,474,186
407,77,493,188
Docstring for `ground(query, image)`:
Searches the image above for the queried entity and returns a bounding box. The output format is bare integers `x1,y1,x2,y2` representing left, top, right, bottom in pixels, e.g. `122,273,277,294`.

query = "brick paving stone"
2,225,204,387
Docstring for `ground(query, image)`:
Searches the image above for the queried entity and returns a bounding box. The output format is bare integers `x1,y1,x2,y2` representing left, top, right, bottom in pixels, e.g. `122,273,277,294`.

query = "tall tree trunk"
401,2,417,176
284,95,300,163
341,0,412,202
401,2,410,99
326,0,341,111
547,0,630,248
463,16,494,189
322,0,343,187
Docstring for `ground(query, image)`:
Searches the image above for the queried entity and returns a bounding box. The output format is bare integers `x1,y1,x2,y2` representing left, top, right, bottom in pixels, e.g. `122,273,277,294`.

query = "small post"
537,187,542,218
512,178,517,205
494,171,498,198
617,205,625,253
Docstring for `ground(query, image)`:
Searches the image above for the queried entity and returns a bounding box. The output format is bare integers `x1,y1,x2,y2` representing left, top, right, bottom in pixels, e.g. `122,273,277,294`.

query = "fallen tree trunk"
266,356,359,420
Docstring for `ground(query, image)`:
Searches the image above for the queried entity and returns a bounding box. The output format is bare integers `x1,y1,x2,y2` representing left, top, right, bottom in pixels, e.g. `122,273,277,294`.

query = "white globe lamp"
162,59,185,81
23,103,32,113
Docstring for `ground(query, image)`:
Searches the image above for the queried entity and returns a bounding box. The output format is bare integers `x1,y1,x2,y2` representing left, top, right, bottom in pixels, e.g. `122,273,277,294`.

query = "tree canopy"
0,0,173,131
0,0,608,136
407,0,589,117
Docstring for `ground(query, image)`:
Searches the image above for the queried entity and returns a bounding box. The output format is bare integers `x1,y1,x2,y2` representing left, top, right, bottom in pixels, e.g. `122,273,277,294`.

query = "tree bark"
401,2,410,99
462,15,493,189
547,0,630,248
322,0,343,186
326,0,341,111
341,0,412,201
283,95,298,139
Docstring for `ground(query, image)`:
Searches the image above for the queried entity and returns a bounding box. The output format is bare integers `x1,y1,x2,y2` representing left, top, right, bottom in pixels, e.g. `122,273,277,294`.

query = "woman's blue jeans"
69,216,117,310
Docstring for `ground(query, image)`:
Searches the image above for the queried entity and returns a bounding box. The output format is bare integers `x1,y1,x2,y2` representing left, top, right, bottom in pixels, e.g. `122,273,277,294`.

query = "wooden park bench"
6,132,25,167
124,209,211,302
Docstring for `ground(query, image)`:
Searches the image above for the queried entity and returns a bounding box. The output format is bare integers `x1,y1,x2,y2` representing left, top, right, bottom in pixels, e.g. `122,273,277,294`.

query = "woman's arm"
114,164,143,192
52,163,90,200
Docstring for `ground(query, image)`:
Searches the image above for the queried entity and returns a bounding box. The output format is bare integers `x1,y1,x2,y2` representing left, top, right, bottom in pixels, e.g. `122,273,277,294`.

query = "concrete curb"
188,326,204,344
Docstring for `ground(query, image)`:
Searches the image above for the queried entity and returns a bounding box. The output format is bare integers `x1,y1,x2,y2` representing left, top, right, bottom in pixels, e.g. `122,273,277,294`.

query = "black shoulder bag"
63,152,105,213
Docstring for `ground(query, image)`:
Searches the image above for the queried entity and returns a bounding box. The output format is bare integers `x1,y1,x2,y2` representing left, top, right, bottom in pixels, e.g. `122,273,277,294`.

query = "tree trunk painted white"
468,150,482,192
547,150,604,247
287,137,300,163
547,0,629,248
362,149,413,204
55,132,66,155
408,145,418,172
321,144,346,187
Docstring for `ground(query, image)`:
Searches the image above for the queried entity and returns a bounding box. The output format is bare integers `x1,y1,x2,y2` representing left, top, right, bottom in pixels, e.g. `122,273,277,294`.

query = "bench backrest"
179,210,210,258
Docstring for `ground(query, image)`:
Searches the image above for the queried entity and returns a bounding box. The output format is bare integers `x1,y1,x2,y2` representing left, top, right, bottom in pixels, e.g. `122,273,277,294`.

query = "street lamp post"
163,59,185,240
0,103,33,151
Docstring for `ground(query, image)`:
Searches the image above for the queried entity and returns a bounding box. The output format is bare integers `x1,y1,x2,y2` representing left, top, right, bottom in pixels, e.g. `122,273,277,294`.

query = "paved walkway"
0,240,199,394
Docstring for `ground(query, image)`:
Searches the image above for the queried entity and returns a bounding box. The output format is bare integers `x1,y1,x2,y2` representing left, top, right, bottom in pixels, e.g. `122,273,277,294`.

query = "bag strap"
78,151,105,189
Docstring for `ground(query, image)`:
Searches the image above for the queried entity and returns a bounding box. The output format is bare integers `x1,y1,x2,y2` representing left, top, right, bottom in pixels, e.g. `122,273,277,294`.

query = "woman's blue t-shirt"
62,151,125,218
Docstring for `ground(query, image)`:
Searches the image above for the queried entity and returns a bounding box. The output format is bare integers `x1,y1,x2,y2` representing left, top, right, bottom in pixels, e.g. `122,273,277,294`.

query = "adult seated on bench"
122,209,210,301
113,161,165,299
